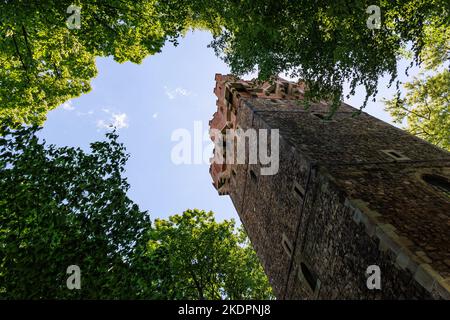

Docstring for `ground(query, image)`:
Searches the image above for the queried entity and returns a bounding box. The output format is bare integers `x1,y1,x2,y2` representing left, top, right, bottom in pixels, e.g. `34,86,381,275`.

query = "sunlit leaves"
0,1,170,127
385,70,450,151
146,209,274,300
385,18,449,151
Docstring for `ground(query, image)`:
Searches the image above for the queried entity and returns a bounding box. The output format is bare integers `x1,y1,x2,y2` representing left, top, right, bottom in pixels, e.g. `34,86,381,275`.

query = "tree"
0,1,181,127
0,125,153,298
0,126,272,299
384,70,450,151
206,0,449,113
145,209,273,300
385,23,449,151
2,1,448,126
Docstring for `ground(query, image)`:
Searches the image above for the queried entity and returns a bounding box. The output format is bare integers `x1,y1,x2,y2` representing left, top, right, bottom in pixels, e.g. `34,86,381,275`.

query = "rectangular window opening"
300,262,319,293
312,112,336,122
313,113,325,120
293,182,305,200
281,233,293,258
389,151,402,158
250,169,257,182
381,149,410,161
225,90,232,103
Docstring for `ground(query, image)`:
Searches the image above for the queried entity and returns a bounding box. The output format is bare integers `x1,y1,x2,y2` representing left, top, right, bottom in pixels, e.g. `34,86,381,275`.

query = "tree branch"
21,25,33,62
12,33,30,83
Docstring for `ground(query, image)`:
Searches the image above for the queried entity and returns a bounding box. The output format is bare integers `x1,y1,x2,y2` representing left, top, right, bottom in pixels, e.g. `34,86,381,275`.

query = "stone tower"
209,74,450,299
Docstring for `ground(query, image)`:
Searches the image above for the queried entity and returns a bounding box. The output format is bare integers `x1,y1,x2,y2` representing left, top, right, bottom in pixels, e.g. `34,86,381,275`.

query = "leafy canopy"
206,0,449,113
385,23,450,150
0,125,153,298
0,0,177,126
146,209,273,300
2,1,449,124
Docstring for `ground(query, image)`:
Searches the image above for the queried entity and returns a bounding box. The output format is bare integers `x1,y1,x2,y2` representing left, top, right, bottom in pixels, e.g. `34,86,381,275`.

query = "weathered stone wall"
286,168,440,299
209,74,450,299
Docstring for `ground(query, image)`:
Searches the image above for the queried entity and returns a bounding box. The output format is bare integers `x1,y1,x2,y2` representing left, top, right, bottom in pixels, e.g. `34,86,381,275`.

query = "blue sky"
38,30,417,222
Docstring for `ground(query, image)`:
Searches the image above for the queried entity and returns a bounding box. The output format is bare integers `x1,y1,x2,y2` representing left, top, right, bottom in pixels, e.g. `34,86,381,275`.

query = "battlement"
209,74,306,194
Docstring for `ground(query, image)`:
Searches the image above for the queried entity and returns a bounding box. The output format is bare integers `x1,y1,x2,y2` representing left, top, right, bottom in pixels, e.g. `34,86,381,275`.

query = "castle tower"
209,74,450,299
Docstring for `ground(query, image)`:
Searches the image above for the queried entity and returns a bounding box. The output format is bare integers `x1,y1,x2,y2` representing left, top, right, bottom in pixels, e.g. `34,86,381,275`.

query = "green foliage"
385,70,449,151
206,0,449,113
146,209,273,300
385,23,449,151
0,126,272,299
1,1,448,123
0,125,153,298
0,1,173,127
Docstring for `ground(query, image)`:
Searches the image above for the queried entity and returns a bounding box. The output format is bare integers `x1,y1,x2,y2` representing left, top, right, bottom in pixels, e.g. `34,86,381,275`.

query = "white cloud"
97,110,129,130
152,112,158,119
111,113,129,129
96,119,109,129
62,100,75,111
76,110,94,116
96,120,110,129
164,86,193,100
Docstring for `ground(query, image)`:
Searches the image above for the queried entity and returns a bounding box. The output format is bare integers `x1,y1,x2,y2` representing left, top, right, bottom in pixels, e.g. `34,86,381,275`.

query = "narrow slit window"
422,174,450,198
293,182,305,200
312,113,325,120
281,233,293,258
300,263,318,292
389,151,402,158
312,113,335,122
225,90,232,103
381,149,410,161
222,140,227,159
250,169,257,182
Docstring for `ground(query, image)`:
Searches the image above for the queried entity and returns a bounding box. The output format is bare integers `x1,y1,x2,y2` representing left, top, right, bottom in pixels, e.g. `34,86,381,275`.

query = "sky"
38,30,418,222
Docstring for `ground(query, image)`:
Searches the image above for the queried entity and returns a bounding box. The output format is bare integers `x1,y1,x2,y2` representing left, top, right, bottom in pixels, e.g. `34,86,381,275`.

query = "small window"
293,182,305,200
281,233,293,258
222,140,227,159
422,174,450,198
225,90,232,103
312,113,325,120
300,263,318,292
381,149,410,161
312,113,335,122
250,169,258,182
